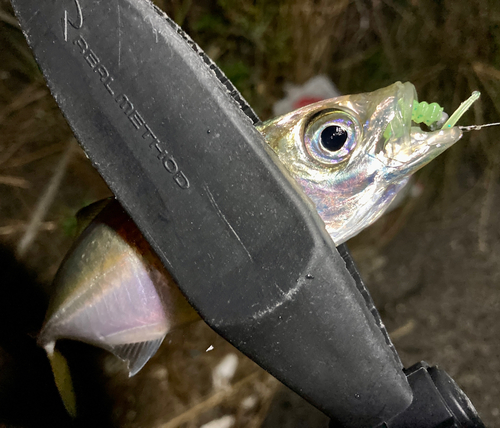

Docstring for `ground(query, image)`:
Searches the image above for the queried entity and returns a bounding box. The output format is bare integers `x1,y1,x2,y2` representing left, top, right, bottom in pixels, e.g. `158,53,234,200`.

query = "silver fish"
38,82,463,414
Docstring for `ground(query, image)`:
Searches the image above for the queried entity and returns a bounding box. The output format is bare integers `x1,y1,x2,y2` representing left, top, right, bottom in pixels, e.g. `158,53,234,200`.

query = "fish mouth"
378,82,462,174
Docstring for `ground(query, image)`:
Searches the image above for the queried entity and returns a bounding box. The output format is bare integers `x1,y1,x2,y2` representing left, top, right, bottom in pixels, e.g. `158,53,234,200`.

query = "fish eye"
304,110,361,165
320,125,348,152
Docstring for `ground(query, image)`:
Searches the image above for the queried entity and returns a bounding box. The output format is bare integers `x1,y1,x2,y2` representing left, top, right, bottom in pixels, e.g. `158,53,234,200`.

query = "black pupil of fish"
320,125,348,152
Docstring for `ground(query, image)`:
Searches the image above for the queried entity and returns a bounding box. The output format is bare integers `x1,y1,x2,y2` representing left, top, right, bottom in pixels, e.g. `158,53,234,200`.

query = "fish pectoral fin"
110,337,165,377
45,344,77,417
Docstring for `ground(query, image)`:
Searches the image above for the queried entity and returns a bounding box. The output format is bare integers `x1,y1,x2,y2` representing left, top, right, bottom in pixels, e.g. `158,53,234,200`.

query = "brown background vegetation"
0,0,499,426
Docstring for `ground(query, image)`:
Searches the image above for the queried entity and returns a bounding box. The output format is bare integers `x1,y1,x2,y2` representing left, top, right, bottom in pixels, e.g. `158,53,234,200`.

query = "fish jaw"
258,81,463,244
377,126,462,178
295,174,411,245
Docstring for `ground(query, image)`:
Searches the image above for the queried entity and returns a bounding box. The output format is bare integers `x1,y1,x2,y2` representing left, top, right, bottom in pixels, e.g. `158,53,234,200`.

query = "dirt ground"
0,1,499,427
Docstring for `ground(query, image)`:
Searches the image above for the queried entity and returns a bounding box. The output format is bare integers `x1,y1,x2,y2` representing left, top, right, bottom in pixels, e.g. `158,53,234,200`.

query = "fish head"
258,81,462,244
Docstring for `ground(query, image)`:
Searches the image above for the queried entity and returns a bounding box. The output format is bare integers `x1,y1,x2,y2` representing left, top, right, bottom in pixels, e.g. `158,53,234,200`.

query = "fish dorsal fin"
74,198,112,236
111,337,165,377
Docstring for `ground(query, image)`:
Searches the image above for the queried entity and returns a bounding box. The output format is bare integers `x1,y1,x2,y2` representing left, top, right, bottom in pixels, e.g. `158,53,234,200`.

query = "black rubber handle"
12,1,412,425
366,362,485,428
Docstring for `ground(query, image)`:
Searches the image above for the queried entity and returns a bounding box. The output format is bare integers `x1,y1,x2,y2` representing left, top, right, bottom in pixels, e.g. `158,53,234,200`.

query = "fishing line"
459,122,500,132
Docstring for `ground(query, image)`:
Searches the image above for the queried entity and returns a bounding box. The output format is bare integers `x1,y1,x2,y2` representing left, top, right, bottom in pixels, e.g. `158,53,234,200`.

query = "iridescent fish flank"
257,81,462,245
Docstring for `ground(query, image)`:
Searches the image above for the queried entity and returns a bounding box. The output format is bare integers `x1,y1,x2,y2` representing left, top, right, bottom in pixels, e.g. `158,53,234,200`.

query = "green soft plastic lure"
385,90,482,140
412,101,445,127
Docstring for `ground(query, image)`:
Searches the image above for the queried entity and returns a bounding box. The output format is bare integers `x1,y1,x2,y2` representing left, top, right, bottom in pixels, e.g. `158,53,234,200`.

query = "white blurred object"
241,395,258,410
273,75,341,116
212,353,239,390
200,415,236,428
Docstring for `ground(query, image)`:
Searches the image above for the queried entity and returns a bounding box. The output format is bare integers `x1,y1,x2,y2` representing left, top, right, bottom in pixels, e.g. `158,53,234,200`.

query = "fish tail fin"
44,342,77,417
